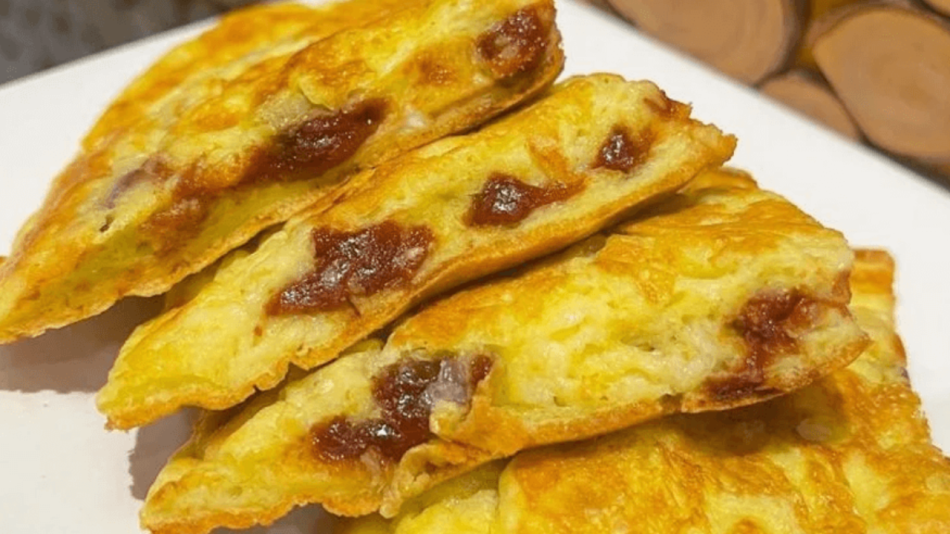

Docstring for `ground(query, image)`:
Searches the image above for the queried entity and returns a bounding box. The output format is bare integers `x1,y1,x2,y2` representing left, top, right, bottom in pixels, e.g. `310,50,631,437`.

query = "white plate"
1,1,948,533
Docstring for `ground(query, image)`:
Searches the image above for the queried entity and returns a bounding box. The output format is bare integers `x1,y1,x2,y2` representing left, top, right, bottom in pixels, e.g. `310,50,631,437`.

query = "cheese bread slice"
98,74,736,429
0,0,564,342
339,249,950,534
139,170,866,534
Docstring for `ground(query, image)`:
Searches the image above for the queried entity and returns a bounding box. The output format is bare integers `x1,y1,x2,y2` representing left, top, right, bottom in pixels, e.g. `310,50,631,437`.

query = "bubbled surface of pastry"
98,74,736,429
391,169,865,454
340,249,950,534
138,170,865,534
0,0,564,342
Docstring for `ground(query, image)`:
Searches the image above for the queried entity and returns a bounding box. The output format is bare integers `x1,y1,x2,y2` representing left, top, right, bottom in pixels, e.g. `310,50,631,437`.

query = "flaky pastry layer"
340,249,950,534
0,0,564,342
139,170,865,534
98,74,735,429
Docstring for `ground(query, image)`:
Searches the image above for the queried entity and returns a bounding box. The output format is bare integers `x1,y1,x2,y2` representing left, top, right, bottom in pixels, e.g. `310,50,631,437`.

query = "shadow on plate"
128,407,336,533
0,296,163,393
128,408,197,501
225,506,338,534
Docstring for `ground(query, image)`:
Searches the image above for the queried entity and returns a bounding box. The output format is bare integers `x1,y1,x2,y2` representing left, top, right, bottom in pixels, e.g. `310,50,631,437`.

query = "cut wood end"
813,7,950,160
606,0,802,84
760,71,861,140
799,0,918,70
795,0,870,69
922,0,950,17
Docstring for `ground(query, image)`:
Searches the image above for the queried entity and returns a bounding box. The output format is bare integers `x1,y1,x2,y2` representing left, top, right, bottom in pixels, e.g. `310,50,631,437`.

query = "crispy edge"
0,0,567,345
101,74,733,430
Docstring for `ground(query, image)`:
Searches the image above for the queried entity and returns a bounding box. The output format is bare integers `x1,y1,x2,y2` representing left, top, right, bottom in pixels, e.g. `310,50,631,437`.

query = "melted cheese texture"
98,74,736,429
340,249,950,534
0,0,564,342
140,171,865,534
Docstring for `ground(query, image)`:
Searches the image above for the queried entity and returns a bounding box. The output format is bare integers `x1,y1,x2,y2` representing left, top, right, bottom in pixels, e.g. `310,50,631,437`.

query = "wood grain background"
1,0,946,181
584,0,950,182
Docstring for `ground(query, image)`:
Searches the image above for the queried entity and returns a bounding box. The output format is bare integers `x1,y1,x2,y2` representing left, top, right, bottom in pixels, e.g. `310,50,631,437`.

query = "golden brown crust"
98,74,736,429
397,168,865,455
851,248,896,296
84,2,399,150
0,0,565,343
495,250,950,534
139,171,864,533
339,249,950,534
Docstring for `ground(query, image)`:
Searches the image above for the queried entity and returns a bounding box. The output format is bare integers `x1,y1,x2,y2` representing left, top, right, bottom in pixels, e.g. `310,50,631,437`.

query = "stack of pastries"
1,1,947,533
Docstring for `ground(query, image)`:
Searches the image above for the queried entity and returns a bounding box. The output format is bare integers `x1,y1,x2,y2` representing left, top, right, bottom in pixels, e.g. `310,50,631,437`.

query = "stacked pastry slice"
97,74,736,429
0,0,564,342
337,249,950,534
3,2,946,534
138,170,868,534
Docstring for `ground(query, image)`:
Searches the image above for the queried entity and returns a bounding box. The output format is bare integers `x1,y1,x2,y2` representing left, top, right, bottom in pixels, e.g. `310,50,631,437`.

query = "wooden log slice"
606,0,803,84
796,0,867,69
813,7,950,161
803,0,915,53
922,0,950,17
760,70,862,139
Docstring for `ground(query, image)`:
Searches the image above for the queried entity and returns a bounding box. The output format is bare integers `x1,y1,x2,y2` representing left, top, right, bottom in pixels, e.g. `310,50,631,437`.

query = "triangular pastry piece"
139,169,866,534
339,249,950,534
98,74,736,429
86,0,413,142
0,0,564,342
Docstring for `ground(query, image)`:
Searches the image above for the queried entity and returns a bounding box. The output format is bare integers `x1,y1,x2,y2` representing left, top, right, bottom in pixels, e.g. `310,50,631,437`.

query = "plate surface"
1,1,948,533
